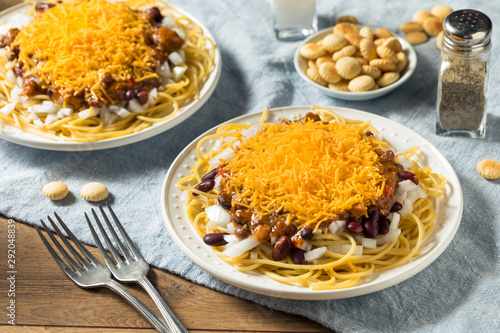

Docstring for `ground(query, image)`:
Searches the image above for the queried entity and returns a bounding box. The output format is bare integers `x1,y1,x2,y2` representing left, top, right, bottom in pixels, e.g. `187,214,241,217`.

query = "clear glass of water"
273,0,318,41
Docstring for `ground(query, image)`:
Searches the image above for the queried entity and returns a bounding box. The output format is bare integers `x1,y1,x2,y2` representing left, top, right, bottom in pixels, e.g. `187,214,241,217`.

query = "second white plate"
0,2,221,151
160,106,463,300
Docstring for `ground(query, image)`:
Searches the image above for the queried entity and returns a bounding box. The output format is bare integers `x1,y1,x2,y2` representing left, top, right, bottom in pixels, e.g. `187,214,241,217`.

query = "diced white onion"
250,251,258,260
205,205,231,227
336,220,346,232
115,107,132,118
0,93,6,101
168,52,184,66
172,27,186,40
44,113,59,125
6,70,16,83
213,175,222,191
223,234,239,249
78,107,100,120
388,213,400,231
222,236,260,258
361,237,377,249
159,62,172,79
209,148,235,168
376,229,402,246
100,110,118,126
60,108,74,117
226,222,235,234
16,76,23,88
397,156,413,170
127,99,145,113
0,103,15,115
304,247,327,262
257,243,273,257
33,119,44,128
172,65,187,82
240,125,259,139
328,222,339,234
30,104,57,114
149,88,158,100
328,244,363,256
27,113,39,121
180,190,189,202
161,16,176,29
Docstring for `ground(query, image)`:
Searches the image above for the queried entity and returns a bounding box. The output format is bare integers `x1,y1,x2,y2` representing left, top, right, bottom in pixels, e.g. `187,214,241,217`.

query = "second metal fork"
86,204,187,333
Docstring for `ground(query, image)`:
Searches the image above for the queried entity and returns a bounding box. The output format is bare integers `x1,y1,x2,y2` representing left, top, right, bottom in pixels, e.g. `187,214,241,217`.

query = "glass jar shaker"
436,9,492,138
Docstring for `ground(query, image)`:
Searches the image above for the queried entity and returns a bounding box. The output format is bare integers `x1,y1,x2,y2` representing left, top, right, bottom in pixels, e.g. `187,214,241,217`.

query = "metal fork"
86,204,187,333
35,214,169,333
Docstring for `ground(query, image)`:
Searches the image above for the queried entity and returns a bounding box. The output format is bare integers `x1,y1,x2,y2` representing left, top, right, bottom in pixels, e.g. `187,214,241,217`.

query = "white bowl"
294,27,417,101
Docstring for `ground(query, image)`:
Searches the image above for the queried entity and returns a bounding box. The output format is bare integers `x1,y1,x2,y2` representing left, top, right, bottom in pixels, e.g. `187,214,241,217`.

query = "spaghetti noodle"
0,0,215,141
177,106,447,290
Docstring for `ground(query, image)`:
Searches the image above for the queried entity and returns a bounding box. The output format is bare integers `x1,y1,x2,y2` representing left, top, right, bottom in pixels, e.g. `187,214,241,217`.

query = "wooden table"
0,217,332,332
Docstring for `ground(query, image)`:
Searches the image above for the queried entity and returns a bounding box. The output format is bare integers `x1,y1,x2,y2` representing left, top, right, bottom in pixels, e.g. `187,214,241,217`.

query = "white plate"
0,2,221,151
161,106,463,300
294,28,417,101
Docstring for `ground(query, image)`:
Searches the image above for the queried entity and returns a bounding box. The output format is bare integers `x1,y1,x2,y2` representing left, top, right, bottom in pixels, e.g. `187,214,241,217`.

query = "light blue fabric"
1,1,499,332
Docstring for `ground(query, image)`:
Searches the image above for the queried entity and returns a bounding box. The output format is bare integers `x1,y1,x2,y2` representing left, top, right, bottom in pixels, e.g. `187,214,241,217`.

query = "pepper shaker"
436,9,492,138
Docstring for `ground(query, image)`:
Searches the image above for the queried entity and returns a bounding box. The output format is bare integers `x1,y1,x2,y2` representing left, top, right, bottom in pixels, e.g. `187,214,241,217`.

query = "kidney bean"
366,131,374,137
202,168,218,181
234,224,250,240
36,3,56,11
378,217,390,235
346,221,363,234
362,208,379,239
193,179,215,196
136,91,149,105
145,7,164,23
399,170,419,185
46,88,54,98
125,89,136,100
218,192,232,210
300,228,313,240
391,201,403,212
272,236,292,261
290,247,306,265
203,233,227,246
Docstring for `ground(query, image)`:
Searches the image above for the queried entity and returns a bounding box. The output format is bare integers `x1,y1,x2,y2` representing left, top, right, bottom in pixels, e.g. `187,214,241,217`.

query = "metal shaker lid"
443,9,492,54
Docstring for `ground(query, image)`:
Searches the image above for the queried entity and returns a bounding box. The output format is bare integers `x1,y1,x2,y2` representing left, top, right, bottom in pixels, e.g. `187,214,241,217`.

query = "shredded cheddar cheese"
222,119,386,226
13,0,157,104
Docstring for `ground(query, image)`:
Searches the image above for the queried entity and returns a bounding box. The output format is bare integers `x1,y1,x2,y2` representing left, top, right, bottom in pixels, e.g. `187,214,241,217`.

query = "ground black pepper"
438,56,487,129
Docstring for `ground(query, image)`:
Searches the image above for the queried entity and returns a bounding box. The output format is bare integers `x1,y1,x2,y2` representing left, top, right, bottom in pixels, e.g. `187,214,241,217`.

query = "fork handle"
105,279,170,333
137,276,189,333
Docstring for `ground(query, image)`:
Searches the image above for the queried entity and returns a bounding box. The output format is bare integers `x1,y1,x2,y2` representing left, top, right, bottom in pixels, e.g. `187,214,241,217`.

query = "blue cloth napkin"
1,0,499,332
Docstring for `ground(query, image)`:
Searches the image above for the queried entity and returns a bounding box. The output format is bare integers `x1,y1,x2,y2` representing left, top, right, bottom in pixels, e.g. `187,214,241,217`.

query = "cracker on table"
423,16,443,37
43,181,69,200
404,31,428,45
80,182,109,202
477,159,500,180
400,21,423,33
413,10,433,24
431,4,453,20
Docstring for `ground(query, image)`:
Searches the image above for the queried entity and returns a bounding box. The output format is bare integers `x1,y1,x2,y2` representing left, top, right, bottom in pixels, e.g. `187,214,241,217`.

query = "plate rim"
0,1,222,151
160,105,463,300
293,27,417,101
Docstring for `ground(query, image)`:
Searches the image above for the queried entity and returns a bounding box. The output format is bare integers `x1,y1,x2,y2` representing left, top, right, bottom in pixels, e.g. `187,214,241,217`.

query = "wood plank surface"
0,217,332,332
